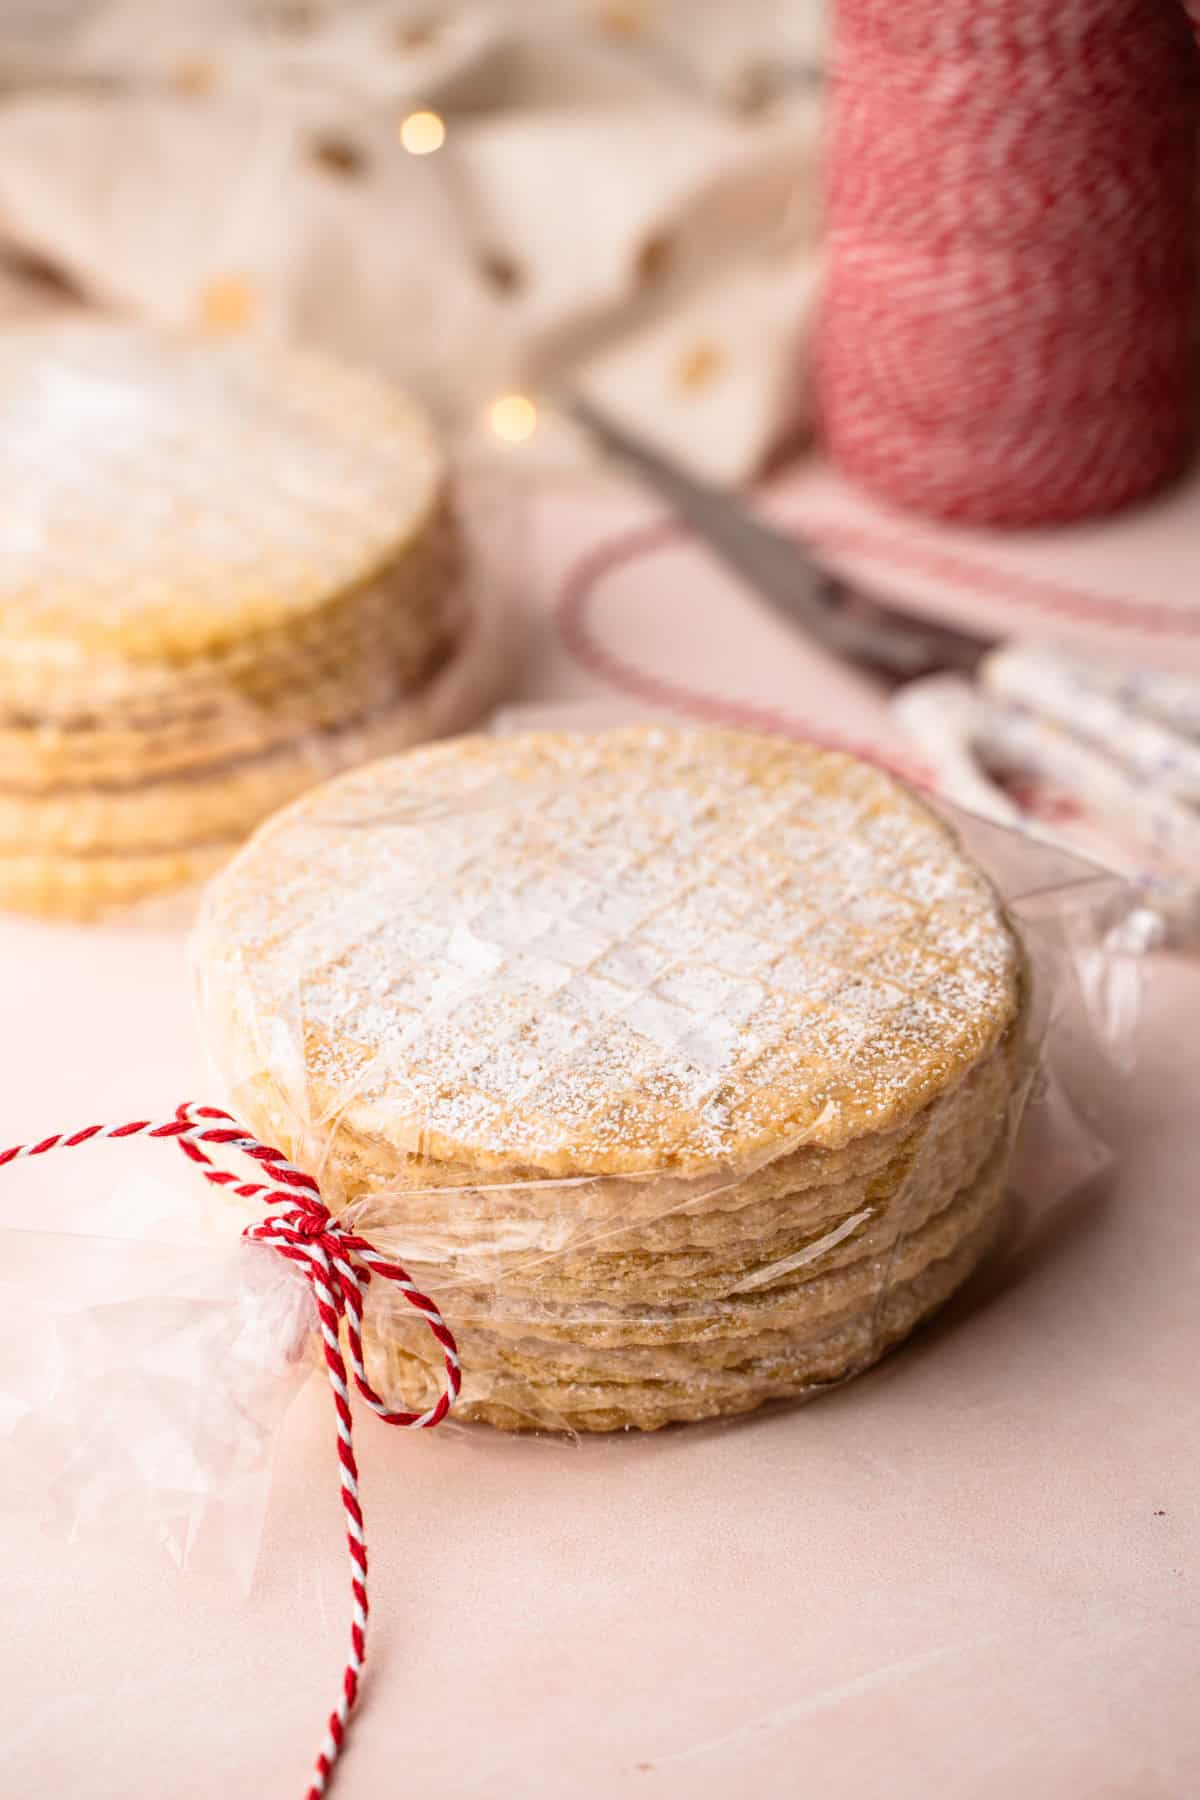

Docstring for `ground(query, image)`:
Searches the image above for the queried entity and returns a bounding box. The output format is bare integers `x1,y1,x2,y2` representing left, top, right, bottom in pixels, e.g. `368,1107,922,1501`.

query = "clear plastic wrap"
0,1167,316,1584
0,728,1139,1574
293,806,1131,1436
0,317,518,923
199,727,1140,1432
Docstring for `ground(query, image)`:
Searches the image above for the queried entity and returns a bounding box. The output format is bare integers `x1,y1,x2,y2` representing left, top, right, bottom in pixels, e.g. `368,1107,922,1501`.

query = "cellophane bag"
272,800,1132,1436
0,720,1141,1573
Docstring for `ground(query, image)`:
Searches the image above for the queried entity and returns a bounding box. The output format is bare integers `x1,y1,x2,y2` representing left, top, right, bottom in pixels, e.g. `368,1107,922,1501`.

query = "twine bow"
0,1101,461,1799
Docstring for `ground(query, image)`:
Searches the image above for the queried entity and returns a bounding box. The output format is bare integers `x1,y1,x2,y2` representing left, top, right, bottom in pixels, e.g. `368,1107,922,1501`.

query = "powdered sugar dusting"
200,728,1020,1169
0,321,441,642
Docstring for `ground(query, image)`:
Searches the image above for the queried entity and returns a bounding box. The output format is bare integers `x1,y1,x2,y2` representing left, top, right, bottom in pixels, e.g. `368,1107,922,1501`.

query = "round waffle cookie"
196,727,1028,1432
0,319,467,917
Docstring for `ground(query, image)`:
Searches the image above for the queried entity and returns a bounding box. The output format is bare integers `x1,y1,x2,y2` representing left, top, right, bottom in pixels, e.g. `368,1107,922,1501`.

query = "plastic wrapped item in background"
0,733,1140,1574
0,317,520,923
891,657,1200,957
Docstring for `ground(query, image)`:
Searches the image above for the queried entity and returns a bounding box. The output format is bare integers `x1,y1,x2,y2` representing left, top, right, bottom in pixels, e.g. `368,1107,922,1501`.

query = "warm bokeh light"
398,109,446,155
197,274,257,333
488,393,539,444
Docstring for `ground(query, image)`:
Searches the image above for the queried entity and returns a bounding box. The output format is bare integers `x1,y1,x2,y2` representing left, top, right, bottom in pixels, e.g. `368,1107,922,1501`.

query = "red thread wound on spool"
818,0,1200,527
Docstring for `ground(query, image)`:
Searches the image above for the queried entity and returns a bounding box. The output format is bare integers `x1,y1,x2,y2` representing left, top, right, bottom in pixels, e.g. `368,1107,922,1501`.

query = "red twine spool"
818,0,1200,526
0,1103,461,1799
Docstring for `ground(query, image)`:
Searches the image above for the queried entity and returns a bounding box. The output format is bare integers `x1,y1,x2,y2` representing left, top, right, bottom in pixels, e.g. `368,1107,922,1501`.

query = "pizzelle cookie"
0,320,472,916
196,727,1029,1432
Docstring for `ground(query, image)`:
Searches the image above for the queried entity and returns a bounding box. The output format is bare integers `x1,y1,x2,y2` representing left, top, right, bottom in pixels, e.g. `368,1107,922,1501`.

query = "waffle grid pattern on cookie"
199,729,1025,1432
221,735,1017,1172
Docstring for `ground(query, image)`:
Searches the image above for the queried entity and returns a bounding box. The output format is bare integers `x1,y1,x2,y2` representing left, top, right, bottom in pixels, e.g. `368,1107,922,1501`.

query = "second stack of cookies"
0,320,468,917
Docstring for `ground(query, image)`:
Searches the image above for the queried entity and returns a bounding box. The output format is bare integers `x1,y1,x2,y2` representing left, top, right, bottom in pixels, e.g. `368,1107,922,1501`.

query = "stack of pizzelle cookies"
197,727,1029,1433
0,320,469,917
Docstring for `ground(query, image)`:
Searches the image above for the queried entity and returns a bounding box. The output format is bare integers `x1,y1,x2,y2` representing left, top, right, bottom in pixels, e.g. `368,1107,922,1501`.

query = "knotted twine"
819,0,1200,526
0,1102,461,1799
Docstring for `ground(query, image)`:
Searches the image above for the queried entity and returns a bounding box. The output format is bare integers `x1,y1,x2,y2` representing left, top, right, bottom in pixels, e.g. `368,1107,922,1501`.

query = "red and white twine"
0,1102,461,1799
819,0,1200,527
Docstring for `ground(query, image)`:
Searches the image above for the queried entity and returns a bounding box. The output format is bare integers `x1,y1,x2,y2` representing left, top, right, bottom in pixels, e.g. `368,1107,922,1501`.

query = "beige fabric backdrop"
0,0,827,482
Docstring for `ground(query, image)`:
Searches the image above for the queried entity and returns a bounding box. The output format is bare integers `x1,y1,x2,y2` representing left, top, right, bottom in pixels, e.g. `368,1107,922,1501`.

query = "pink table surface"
1,484,1197,1798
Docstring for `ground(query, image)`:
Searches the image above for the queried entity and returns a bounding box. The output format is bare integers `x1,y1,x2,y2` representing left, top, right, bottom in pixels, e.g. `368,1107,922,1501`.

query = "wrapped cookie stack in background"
0,320,504,919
